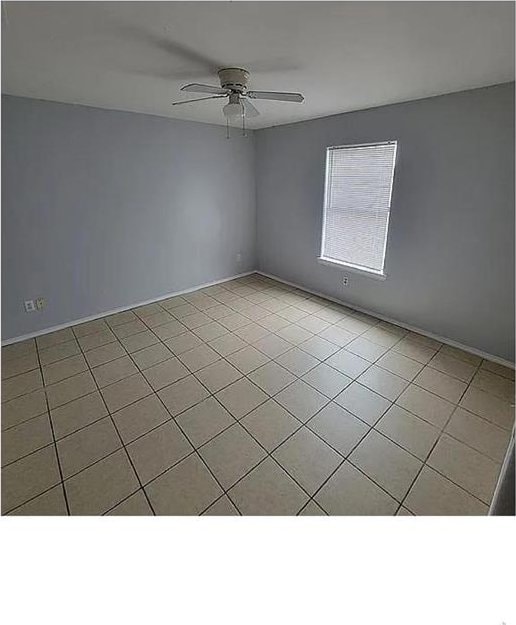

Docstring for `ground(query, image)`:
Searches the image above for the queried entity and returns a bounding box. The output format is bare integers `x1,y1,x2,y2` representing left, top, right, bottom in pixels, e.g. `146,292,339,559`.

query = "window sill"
317,257,387,280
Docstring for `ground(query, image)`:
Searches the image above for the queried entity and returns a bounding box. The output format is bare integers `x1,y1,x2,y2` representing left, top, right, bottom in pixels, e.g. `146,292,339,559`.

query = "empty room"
1,0,515,524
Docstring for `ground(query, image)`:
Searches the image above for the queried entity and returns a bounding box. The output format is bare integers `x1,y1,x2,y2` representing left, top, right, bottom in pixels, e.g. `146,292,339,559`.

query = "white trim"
6,266,514,371
488,429,515,515
257,270,515,370
2,271,255,346
319,146,332,261
320,140,397,277
317,257,387,280
327,140,398,151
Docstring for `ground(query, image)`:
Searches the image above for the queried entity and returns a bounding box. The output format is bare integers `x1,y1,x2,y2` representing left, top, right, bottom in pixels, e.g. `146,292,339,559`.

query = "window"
320,141,397,277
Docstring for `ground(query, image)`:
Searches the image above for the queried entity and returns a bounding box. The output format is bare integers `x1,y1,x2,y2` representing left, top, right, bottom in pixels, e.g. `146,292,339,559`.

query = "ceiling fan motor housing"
218,68,250,93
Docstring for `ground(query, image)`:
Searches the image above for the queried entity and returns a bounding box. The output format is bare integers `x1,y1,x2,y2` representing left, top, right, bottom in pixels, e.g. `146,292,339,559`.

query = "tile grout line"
5,277,507,414
1,277,413,514
3,274,513,515
1,318,502,510
132,288,320,511
8,366,474,515
116,309,247,516
200,281,511,510
33,337,71,516
1,271,258,348
7,374,492,516
243,279,512,510
129,298,337,510
2,303,506,434
70,326,158,516
394,351,501,512
395,354,492,514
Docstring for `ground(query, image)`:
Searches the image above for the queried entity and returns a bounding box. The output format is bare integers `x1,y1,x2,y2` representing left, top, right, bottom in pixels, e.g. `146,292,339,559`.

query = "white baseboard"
5,266,514,370
257,270,515,370
2,270,256,346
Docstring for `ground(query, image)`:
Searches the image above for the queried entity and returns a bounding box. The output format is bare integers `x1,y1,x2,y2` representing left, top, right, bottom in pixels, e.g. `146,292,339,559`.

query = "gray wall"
3,85,514,361
255,83,515,362
2,95,256,340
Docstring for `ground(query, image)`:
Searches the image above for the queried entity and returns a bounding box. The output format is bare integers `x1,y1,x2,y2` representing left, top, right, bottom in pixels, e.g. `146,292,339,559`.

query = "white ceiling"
2,1,514,129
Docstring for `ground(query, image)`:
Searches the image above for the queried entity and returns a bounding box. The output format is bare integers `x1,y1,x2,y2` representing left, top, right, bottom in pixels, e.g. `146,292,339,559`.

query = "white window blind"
320,141,397,275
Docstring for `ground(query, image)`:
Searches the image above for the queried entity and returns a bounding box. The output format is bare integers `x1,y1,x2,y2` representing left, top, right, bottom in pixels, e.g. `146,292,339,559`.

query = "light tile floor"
1,274,514,516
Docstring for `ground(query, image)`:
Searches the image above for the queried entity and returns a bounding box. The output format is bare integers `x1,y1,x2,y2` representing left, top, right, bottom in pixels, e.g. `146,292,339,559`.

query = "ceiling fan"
171,67,304,135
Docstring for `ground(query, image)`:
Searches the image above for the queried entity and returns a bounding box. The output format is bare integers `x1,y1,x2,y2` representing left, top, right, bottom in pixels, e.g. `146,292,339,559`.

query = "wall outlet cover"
342,277,349,287
24,300,36,313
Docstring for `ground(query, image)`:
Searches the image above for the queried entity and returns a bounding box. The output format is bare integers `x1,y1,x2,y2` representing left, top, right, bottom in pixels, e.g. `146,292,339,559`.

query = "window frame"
318,140,398,280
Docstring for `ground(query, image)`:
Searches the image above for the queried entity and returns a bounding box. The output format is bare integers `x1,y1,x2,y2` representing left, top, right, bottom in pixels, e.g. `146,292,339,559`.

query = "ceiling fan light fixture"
223,100,244,120
171,67,304,132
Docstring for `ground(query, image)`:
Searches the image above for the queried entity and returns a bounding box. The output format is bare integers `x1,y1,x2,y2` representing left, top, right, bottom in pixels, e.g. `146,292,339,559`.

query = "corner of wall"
252,128,264,273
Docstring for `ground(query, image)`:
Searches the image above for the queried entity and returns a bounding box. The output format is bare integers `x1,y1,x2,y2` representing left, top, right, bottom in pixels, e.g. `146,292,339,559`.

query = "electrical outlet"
342,276,349,287
24,300,36,313
36,297,46,311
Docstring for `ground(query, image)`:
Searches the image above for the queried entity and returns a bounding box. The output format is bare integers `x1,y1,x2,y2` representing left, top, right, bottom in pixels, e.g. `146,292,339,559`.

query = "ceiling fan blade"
242,98,260,118
246,90,304,103
181,83,228,95
171,95,226,106
115,26,223,74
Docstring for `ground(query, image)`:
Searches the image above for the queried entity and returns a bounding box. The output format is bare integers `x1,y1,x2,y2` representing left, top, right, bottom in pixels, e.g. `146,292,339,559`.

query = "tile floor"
1,274,514,516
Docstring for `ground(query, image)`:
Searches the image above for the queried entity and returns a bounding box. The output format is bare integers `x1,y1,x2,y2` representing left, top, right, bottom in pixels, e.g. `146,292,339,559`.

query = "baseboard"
6,267,514,370
257,270,515,369
2,270,256,346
